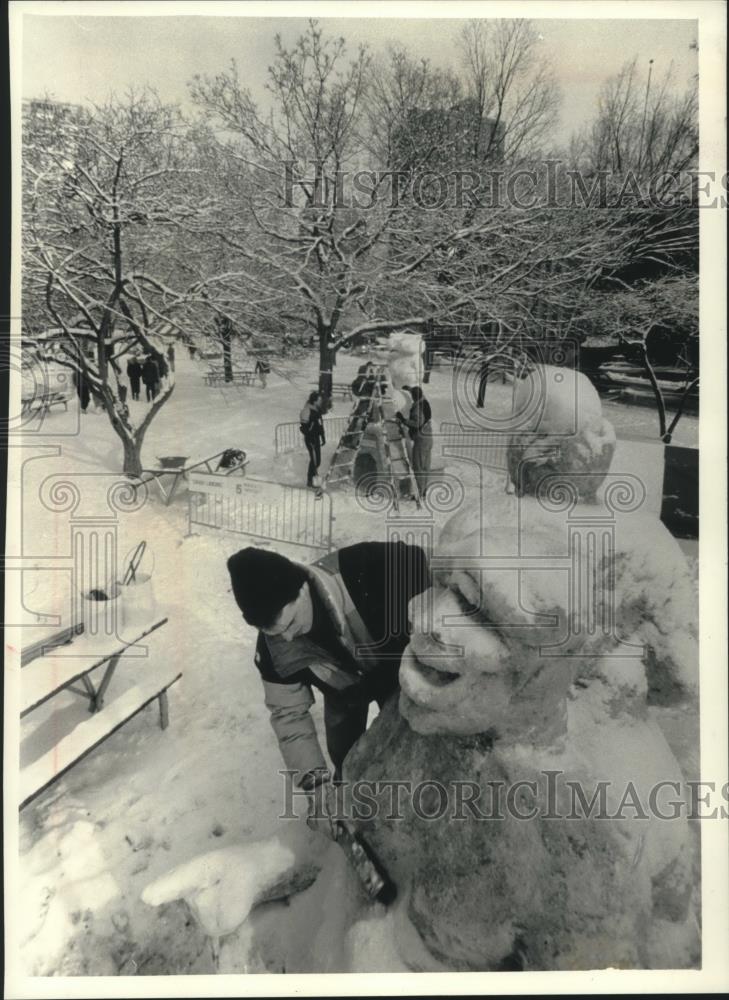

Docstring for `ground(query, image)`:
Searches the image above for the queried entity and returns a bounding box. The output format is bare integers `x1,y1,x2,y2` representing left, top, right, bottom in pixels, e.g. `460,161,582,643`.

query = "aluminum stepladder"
323,366,422,510
375,374,422,511
323,378,383,489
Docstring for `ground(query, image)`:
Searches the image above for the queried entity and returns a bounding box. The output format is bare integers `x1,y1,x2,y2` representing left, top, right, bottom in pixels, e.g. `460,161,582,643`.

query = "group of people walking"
126,345,174,402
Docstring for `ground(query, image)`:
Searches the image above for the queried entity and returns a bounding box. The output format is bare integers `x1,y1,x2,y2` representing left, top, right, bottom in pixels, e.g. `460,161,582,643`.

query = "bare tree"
189,22,379,393
189,20,690,392
22,92,221,476
458,19,561,162
189,21,565,392
559,55,698,354
572,56,698,180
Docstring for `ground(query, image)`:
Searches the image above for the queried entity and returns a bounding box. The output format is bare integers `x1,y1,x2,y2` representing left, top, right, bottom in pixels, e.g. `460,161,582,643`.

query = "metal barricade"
188,473,334,554
274,415,351,456
438,423,512,473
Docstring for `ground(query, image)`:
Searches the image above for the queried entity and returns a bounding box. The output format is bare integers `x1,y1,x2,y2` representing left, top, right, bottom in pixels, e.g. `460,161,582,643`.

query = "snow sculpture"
387,332,424,413
507,364,616,500
353,331,425,483
387,332,424,389
144,365,699,972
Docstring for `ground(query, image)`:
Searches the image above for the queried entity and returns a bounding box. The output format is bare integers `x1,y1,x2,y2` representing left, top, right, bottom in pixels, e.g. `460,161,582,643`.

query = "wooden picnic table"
203,362,269,387
312,382,353,400
136,450,248,505
21,390,70,418
20,614,180,810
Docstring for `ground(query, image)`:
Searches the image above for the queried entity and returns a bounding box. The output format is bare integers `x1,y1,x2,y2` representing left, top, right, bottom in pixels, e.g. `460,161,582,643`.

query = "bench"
21,391,70,418
136,450,249,505
204,368,266,388
20,615,180,810
312,382,353,400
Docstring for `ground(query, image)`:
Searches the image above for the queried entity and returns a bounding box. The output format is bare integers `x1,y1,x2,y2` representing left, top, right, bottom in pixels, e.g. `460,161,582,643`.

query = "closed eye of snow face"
448,580,494,625
450,584,482,619
448,580,509,645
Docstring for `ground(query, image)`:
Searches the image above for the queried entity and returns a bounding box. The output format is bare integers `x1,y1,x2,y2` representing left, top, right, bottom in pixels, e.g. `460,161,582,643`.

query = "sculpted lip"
402,645,461,688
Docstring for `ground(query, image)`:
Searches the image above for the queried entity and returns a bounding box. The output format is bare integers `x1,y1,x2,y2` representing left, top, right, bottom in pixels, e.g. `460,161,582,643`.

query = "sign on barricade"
188,473,334,553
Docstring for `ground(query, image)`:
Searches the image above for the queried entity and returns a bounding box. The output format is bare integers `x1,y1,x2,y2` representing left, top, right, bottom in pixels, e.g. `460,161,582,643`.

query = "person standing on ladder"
300,390,326,489
397,385,433,498
351,362,386,399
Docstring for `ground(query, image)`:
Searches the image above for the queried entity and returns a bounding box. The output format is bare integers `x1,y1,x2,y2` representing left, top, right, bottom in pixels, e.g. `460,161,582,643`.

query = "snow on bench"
204,368,265,388
21,622,84,668
311,382,353,400
21,391,70,417
20,667,182,810
21,616,168,717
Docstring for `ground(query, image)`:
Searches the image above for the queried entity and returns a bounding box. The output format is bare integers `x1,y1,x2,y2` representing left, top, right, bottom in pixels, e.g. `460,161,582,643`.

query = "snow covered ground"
12,348,698,976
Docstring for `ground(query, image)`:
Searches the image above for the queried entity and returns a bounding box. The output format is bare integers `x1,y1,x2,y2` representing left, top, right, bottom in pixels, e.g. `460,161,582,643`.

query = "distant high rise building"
393,98,505,173
22,97,88,167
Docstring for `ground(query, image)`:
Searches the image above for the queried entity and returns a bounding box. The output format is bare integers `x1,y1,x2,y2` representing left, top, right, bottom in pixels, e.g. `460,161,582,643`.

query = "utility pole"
637,58,654,175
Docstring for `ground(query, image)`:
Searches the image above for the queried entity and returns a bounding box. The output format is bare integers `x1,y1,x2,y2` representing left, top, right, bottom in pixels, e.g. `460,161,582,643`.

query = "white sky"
19,12,698,146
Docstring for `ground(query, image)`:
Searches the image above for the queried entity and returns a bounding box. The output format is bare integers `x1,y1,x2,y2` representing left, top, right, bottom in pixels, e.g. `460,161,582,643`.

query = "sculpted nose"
409,586,459,646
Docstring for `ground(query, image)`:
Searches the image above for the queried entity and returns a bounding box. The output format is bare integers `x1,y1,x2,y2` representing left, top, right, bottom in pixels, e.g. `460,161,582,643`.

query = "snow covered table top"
21,614,169,718
19,612,180,811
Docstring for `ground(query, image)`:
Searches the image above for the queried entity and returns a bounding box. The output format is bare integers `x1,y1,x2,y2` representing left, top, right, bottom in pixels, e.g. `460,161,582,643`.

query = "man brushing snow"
227,543,429,794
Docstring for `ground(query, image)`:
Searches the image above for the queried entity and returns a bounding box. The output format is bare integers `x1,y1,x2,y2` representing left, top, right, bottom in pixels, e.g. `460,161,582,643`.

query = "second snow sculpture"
143,365,699,972
386,331,424,390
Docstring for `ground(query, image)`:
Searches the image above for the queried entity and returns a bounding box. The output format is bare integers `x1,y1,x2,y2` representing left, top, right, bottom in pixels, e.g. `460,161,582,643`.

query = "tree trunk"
122,435,144,478
318,329,335,396
222,321,233,382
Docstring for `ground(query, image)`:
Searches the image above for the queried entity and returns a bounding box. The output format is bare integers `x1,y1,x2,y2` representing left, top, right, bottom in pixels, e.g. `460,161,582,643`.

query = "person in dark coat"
351,362,386,399
299,390,325,488
227,541,430,787
255,358,270,388
126,356,142,400
74,367,91,413
167,343,175,372
397,385,433,497
141,355,160,401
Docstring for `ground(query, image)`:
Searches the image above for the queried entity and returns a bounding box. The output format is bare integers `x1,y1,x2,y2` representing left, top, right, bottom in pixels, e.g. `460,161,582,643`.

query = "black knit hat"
227,547,307,629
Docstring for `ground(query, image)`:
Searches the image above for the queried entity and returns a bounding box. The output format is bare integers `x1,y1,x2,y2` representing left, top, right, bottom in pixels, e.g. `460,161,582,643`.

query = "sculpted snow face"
507,365,616,501
398,500,697,739
399,516,576,739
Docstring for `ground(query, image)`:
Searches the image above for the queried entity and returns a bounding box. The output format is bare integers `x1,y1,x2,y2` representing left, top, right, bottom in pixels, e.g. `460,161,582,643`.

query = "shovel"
123,541,146,586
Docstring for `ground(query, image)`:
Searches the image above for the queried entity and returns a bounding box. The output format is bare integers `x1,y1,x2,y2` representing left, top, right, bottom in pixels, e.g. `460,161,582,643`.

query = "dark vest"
262,550,379,692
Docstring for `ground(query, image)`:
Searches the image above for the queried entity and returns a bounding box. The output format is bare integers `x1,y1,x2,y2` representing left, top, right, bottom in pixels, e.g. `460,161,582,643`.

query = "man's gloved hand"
300,769,341,842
